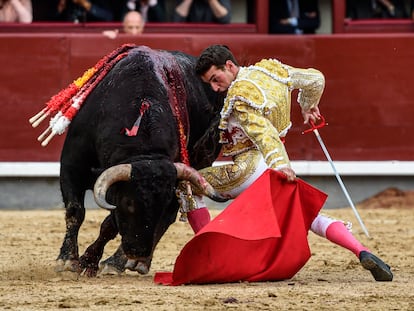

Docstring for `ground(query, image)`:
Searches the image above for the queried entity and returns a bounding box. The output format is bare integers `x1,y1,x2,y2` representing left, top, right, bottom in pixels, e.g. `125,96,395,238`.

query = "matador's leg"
311,214,393,281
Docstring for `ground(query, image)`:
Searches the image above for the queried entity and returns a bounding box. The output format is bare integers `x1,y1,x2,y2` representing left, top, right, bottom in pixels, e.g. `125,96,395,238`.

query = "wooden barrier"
1,33,414,162
0,22,257,34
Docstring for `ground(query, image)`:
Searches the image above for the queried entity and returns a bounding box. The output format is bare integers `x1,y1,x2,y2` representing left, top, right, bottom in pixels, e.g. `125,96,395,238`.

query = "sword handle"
302,115,327,135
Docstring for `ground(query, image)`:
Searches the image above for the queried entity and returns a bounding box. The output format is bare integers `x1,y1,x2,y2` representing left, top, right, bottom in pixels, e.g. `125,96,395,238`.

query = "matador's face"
201,60,239,94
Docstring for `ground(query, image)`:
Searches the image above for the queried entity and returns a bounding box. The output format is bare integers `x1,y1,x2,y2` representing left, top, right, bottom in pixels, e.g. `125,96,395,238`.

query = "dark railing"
332,0,414,33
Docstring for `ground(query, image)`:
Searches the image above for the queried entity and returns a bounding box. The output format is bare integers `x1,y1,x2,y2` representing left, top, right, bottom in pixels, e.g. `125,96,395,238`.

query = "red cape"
154,169,327,285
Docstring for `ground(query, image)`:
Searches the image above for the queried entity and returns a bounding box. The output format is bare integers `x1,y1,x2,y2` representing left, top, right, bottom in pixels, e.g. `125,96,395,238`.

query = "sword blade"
313,129,370,237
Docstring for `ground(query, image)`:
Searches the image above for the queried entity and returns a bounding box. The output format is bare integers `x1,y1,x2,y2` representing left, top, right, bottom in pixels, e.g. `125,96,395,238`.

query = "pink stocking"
326,221,370,256
187,207,211,233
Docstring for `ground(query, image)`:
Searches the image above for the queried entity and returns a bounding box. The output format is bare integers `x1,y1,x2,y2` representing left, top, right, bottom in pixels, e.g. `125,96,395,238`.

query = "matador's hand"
278,167,296,182
302,106,321,124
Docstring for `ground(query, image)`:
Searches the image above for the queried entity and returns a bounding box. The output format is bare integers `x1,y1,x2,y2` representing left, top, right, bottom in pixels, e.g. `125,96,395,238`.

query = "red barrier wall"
1,33,414,162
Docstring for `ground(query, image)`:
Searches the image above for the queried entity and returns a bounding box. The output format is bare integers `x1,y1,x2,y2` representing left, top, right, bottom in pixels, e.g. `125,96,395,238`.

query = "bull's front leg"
56,201,85,273
79,214,118,277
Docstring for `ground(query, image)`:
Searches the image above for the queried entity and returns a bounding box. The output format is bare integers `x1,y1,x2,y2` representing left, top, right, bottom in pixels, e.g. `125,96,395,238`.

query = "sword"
302,115,370,237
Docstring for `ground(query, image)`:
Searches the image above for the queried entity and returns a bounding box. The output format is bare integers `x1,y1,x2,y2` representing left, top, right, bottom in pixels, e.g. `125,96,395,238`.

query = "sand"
0,189,413,310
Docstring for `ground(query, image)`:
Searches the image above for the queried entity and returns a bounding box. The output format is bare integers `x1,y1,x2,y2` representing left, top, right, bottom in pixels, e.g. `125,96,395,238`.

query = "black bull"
53,46,227,276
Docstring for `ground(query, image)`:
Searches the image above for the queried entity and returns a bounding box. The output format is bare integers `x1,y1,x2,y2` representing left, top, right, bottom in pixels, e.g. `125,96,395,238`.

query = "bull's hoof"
84,267,99,278
79,254,100,277
99,254,127,274
136,262,149,275
125,259,138,271
55,259,82,274
99,263,124,276
55,259,65,272
125,259,150,275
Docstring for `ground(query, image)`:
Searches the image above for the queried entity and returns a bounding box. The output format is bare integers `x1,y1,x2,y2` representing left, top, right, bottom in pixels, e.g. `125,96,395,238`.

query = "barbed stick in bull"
302,115,370,238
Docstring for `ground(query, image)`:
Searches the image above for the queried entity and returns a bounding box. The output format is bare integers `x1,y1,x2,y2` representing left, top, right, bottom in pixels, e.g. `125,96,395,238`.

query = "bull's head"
94,162,227,210
93,159,227,271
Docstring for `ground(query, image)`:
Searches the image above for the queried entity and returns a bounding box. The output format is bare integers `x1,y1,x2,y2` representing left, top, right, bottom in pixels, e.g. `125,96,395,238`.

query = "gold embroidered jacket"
219,58,325,170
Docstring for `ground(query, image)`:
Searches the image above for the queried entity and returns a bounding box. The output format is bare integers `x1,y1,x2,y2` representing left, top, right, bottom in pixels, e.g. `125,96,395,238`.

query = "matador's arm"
286,66,325,112
233,103,290,170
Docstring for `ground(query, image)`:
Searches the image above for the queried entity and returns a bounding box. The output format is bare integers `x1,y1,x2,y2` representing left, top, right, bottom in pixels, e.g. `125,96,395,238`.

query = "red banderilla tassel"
124,101,150,137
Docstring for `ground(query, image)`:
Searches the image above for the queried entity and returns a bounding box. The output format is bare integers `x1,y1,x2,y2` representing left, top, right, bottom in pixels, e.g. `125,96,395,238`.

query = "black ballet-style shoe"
359,251,393,282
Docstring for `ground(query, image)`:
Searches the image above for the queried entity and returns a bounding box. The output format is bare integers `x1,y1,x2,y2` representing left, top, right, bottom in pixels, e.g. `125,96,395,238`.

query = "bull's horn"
174,162,228,202
93,164,132,210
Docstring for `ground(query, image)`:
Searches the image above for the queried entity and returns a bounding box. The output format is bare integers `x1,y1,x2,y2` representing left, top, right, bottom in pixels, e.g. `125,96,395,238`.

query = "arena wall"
2,33,414,161
1,32,414,209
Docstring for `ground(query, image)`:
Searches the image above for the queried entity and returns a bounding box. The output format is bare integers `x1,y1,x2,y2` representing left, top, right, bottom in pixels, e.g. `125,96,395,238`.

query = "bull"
30,45,226,276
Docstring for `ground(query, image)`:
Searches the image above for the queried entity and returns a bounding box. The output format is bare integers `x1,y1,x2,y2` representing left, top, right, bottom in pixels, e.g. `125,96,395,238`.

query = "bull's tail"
29,43,137,147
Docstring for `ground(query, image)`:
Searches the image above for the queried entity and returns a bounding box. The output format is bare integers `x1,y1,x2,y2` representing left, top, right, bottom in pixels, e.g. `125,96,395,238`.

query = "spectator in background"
412,0,414,19
346,0,376,19
60,0,115,23
102,10,144,39
372,0,408,18
376,0,398,16
269,0,320,34
346,0,408,19
118,0,165,22
172,0,231,24
0,0,32,23
32,0,65,21
122,10,144,33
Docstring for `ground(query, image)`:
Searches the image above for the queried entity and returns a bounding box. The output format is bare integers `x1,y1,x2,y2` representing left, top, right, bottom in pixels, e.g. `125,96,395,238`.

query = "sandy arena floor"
0,188,413,311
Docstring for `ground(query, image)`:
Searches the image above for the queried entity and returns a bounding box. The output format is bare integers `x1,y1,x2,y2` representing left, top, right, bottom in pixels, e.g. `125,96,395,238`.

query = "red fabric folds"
154,169,327,285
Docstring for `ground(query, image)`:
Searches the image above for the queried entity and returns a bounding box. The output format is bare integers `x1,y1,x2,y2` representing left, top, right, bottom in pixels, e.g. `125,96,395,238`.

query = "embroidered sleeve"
232,102,290,170
287,66,325,112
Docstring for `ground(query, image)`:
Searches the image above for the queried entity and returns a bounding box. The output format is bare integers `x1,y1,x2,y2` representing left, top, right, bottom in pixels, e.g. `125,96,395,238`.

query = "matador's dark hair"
195,44,239,76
